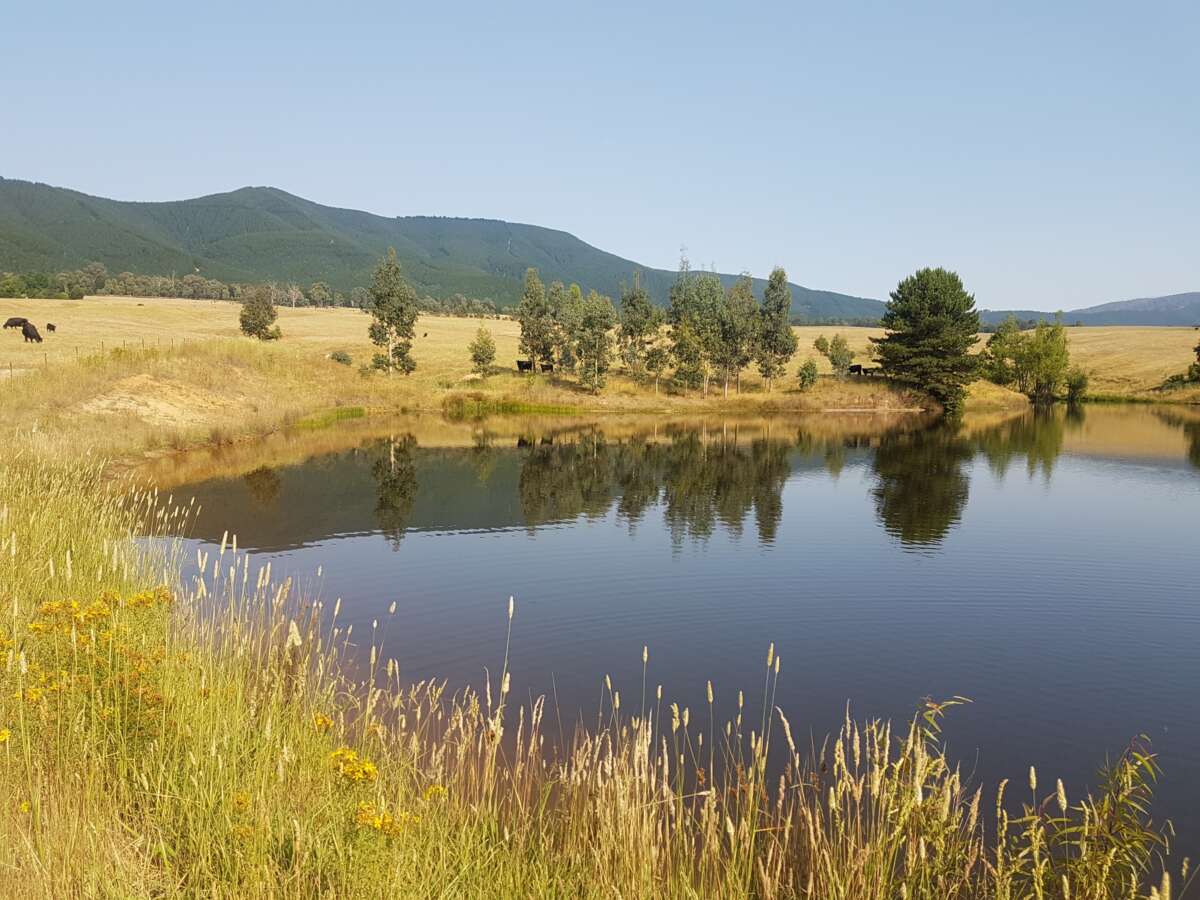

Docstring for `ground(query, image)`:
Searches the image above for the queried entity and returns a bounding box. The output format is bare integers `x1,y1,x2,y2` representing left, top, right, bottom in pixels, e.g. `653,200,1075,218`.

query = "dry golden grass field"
0,296,889,381
0,295,1194,463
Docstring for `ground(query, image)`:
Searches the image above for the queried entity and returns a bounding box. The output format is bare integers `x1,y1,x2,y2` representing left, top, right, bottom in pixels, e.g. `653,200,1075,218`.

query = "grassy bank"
0,458,1185,897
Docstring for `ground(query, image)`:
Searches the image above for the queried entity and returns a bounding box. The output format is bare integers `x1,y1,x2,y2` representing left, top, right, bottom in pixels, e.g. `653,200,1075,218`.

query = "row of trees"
512,261,805,397
512,270,618,393
240,251,1080,415
0,263,501,318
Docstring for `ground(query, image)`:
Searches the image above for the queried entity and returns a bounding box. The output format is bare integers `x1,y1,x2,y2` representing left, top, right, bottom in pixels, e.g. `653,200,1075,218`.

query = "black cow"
849,364,864,375
540,363,554,373
46,323,57,333
516,359,534,372
4,317,28,330
22,322,43,343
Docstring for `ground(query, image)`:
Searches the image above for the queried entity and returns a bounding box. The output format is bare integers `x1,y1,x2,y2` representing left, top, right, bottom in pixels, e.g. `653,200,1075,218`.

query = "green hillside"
0,178,883,319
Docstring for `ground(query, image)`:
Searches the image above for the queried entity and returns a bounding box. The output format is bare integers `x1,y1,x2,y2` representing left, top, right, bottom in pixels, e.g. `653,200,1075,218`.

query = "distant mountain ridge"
980,292,1200,327
2,178,1194,325
0,178,882,320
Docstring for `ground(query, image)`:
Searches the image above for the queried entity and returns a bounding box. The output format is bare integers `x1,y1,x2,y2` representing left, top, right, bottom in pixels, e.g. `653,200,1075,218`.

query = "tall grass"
0,458,1188,897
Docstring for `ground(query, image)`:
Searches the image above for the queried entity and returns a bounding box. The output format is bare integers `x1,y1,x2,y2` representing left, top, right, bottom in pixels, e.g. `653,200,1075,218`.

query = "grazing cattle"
516,359,534,372
4,317,28,330
46,323,57,333
516,436,533,448
849,364,864,375
22,322,43,343
540,363,554,373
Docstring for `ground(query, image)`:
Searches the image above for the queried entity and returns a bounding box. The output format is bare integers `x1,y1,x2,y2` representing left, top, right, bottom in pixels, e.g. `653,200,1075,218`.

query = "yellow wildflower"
355,802,418,836
312,713,333,734
422,784,446,802
330,747,378,784
0,728,10,744
233,791,251,811
19,801,31,814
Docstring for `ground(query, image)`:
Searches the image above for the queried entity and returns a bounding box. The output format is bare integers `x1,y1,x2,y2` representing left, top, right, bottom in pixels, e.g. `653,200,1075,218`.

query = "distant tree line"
979,316,1085,333
1,261,885,326
0,263,500,318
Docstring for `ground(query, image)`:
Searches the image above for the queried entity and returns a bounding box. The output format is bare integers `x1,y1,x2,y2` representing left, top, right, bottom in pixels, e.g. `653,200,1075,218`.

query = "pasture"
1,296,1195,394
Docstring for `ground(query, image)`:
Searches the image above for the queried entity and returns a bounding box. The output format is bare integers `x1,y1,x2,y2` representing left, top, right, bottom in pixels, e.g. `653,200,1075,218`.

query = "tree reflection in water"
870,424,973,548
372,434,418,548
356,406,1190,552
973,407,1069,480
1155,409,1200,470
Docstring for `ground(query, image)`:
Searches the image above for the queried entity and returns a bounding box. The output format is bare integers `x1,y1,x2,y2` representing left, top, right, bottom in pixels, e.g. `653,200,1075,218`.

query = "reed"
0,458,1188,897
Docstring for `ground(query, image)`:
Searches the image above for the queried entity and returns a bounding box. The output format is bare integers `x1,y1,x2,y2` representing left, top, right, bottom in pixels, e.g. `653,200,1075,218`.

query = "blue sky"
3,0,1196,310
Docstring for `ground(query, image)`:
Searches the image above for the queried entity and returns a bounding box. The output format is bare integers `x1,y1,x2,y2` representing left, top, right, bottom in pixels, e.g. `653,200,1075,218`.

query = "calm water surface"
159,405,1200,847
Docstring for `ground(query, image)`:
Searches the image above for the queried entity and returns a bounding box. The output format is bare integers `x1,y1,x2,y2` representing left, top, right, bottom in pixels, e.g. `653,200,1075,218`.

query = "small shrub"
797,358,819,392
469,326,497,376
330,350,352,366
1066,367,1089,403
813,334,854,378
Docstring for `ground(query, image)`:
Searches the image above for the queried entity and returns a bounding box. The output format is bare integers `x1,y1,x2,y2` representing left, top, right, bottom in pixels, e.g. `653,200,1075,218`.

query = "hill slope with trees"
0,178,881,320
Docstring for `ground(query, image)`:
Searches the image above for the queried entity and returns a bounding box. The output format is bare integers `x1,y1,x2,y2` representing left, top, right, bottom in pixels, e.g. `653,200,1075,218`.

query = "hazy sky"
4,1,1197,309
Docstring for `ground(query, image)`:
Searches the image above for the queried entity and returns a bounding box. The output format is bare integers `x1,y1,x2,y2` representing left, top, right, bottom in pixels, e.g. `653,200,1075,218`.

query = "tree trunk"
736,370,741,394
723,375,729,398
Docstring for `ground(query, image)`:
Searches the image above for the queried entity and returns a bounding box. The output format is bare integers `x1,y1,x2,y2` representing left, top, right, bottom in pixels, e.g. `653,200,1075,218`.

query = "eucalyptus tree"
721,275,760,394
755,267,798,392
367,248,419,375
575,290,618,393
307,281,332,306
516,268,556,367
618,275,663,374
668,258,706,391
551,281,585,370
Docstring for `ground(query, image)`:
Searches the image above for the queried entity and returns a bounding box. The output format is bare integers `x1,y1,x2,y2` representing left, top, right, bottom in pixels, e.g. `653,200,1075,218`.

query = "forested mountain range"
0,178,880,320
2,178,1195,324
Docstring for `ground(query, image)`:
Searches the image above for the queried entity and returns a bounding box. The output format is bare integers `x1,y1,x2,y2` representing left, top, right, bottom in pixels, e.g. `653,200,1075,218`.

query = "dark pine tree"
871,268,980,414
